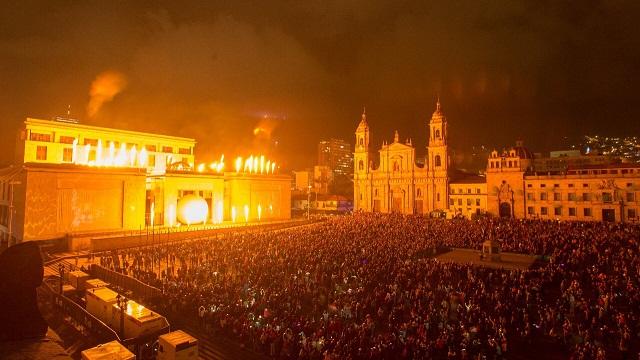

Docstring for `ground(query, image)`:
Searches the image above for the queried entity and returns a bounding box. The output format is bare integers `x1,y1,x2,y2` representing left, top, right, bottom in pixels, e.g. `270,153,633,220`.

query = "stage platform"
435,248,540,270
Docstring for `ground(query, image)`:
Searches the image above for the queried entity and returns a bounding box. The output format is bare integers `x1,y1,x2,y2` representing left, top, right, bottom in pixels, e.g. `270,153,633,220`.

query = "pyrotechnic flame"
72,139,78,163
198,163,205,173
139,147,148,167
96,140,103,166
244,204,249,222
257,204,262,221
84,144,91,164
235,157,242,173
87,70,127,118
231,206,237,223
129,145,137,167
150,202,155,227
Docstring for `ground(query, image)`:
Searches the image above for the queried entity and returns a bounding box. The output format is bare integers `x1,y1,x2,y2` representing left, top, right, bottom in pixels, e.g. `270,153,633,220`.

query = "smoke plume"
87,70,127,118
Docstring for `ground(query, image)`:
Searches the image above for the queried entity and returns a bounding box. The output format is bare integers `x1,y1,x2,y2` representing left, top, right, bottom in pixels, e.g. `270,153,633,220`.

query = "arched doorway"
499,202,511,218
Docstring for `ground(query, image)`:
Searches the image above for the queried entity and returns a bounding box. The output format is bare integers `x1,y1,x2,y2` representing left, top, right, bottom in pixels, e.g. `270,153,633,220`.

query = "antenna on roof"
54,105,79,124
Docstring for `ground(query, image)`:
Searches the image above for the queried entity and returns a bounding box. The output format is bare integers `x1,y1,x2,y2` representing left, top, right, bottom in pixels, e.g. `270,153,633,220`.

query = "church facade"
353,100,451,214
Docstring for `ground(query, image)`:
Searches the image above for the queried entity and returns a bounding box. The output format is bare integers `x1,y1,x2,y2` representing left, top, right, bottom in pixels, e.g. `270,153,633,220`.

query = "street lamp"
115,294,128,338
58,263,65,294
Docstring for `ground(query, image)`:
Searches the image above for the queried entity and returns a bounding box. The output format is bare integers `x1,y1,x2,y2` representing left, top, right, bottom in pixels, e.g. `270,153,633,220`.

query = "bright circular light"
177,194,209,225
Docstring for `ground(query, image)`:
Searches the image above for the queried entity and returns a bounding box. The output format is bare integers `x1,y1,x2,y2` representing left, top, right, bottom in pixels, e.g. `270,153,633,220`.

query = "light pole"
115,294,128,338
307,185,312,219
58,263,65,294
7,180,21,247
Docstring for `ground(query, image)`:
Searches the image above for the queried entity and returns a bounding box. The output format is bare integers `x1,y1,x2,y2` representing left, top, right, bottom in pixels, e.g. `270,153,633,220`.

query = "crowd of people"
101,214,639,359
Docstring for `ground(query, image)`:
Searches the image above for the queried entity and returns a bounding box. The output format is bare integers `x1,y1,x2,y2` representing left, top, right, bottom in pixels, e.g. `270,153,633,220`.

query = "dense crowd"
102,214,639,359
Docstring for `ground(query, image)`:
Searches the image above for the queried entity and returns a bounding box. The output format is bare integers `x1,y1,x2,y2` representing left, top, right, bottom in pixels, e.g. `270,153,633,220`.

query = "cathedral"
353,100,451,214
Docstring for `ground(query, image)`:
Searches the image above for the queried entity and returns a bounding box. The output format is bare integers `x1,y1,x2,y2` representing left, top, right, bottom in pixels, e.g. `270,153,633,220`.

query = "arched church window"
435,129,440,139
393,161,400,172
417,188,422,197
359,138,364,146
437,193,440,202
358,160,364,171
435,155,441,167
375,189,378,196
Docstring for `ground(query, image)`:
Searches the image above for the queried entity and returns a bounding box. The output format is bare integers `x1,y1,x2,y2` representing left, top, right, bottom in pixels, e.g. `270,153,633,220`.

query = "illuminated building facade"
486,142,640,222
0,118,290,246
352,101,639,223
353,100,450,214
448,174,487,219
18,118,196,174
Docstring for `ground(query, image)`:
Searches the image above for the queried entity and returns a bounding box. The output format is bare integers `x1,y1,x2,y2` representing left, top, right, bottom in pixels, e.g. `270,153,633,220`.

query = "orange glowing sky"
1,1,639,169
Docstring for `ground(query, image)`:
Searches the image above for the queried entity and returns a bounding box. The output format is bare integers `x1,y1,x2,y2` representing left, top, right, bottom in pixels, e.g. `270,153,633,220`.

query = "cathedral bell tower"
354,108,370,211
427,98,449,211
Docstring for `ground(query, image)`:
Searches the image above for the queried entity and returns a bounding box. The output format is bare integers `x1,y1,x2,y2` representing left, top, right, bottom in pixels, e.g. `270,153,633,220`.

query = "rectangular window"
541,184,546,188
540,193,547,201
476,188,481,194
527,184,532,188
602,192,612,203
84,138,98,146
88,149,96,161
36,145,47,160
59,135,75,144
148,154,156,167
458,199,462,206
145,144,157,152
568,183,574,188
584,208,592,217
30,132,51,142
63,148,73,162
554,184,559,188
629,209,636,219
466,198,472,206
449,199,454,206
569,207,576,216
458,189,463,194
475,199,480,206
583,183,589,188
179,147,191,155
626,192,635,202
527,206,534,215
554,193,561,201
540,207,548,215
527,193,534,201
162,146,173,153
582,193,591,201
554,207,562,216
568,193,576,201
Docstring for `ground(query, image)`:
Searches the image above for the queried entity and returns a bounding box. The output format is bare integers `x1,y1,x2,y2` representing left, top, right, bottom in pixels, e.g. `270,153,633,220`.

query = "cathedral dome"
513,141,534,159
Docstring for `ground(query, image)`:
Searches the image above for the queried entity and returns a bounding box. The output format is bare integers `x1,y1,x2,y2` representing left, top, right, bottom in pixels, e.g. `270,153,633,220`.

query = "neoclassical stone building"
353,100,451,214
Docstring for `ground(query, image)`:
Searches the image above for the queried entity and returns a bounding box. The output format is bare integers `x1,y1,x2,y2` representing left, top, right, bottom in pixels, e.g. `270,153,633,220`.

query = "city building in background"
486,142,639,222
0,117,291,247
317,138,353,177
578,135,640,163
532,149,615,173
353,101,639,222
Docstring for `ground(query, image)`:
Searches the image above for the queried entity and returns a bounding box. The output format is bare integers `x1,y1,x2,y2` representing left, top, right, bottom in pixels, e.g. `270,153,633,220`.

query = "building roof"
25,118,196,144
449,170,486,184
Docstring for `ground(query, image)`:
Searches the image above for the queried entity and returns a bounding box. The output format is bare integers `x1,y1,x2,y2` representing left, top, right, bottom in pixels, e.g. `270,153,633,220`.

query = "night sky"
1,1,639,169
